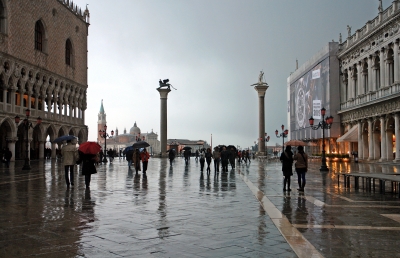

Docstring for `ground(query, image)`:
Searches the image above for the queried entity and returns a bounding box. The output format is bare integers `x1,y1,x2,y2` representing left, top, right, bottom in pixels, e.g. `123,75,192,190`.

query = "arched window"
65,39,72,66
35,21,44,51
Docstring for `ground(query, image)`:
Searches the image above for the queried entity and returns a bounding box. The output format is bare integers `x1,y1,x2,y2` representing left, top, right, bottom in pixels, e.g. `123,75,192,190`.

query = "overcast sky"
72,0,390,149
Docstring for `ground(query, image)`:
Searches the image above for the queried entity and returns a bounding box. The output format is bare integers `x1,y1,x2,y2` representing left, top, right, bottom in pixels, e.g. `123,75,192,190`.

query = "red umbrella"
79,141,101,155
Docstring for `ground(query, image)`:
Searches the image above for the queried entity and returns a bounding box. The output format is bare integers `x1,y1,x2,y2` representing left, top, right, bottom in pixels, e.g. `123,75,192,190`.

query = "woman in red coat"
140,148,150,176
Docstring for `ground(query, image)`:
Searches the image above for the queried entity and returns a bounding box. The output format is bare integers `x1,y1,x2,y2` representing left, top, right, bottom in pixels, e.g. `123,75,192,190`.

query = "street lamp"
275,125,288,152
309,107,334,172
98,124,114,163
15,109,42,170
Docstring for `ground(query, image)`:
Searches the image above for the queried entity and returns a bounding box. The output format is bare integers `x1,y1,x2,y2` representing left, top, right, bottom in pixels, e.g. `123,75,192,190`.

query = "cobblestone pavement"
0,157,400,257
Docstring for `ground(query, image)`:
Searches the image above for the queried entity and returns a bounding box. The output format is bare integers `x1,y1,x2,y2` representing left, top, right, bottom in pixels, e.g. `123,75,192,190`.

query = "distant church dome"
130,122,141,135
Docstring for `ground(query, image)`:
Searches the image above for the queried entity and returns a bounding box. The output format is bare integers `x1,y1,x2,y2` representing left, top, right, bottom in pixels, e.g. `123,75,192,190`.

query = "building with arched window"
0,0,90,161
289,1,400,162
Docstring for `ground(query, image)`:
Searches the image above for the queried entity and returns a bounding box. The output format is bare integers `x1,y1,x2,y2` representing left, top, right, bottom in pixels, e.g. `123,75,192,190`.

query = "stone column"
157,88,171,157
394,41,399,83
368,119,374,160
357,63,362,96
380,116,387,161
380,48,385,88
254,84,269,156
51,142,57,159
395,113,400,162
7,138,17,162
368,56,373,92
358,120,363,159
39,141,45,159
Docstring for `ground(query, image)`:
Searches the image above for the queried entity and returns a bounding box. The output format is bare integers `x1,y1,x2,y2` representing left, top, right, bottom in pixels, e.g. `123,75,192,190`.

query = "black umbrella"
183,146,192,151
132,141,150,149
227,145,237,151
54,135,77,143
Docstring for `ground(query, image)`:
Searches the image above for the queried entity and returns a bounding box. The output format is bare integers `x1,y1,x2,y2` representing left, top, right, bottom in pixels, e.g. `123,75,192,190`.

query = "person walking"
168,149,175,166
199,149,205,172
228,147,236,169
107,149,114,163
61,139,79,188
99,150,104,163
126,149,134,169
195,150,199,161
132,148,141,175
4,147,12,168
140,148,150,176
220,147,229,172
79,152,98,189
280,145,293,192
294,146,308,192
205,148,212,176
184,149,191,165
212,147,220,172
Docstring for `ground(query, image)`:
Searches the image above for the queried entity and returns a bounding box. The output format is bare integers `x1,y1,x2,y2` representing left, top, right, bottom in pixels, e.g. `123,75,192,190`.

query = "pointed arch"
34,20,47,52
65,38,74,66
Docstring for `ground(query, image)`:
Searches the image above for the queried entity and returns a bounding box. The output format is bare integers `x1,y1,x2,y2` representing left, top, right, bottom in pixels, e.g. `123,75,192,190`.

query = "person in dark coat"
205,148,212,176
78,151,98,189
220,147,229,172
99,150,104,163
199,150,205,172
168,149,176,166
280,145,293,191
126,149,134,169
228,147,236,169
184,149,191,165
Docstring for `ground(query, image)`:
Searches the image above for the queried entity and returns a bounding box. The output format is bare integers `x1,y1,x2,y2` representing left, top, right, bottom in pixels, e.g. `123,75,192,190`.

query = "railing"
0,104,84,126
341,82,400,110
340,3,398,53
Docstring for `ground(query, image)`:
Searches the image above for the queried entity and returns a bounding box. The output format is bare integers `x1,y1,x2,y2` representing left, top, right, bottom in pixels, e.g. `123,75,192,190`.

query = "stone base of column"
394,159,400,163
256,152,265,157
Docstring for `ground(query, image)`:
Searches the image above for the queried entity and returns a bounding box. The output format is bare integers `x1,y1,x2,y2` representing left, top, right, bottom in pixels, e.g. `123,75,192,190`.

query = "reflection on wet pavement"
2,158,400,257
0,158,294,257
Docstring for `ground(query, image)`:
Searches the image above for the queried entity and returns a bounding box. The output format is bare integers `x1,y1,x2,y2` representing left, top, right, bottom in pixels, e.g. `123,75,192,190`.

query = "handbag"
300,153,308,172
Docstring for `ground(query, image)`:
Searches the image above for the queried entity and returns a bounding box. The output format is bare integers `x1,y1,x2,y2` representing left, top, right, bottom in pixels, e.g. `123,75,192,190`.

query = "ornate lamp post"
98,124,114,163
275,125,288,153
309,107,334,172
15,109,42,170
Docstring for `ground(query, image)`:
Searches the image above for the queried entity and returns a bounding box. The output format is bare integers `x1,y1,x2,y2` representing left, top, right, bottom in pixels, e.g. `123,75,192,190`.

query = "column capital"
157,88,171,99
254,85,269,97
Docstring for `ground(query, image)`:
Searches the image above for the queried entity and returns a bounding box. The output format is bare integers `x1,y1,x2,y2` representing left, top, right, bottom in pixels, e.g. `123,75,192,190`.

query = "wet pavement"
0,157,400,257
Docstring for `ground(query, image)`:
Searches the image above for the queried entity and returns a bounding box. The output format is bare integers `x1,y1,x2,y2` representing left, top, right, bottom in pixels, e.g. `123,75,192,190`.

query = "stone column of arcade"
251,71,269,156
157,88,171,157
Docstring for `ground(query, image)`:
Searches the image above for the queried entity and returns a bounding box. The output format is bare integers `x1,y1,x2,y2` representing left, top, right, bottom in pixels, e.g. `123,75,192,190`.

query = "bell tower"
97,99,107,143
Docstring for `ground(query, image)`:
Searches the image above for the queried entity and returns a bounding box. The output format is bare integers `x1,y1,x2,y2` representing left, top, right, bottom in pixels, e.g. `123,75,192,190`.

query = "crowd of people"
167,146,253,176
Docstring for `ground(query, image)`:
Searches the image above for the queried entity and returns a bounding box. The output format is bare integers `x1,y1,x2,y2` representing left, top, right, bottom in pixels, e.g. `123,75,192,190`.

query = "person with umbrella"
77,141,101,189
280,145,293,192
132,148,141,175
220,147,229,172
212,147,221,173
61,138,79,188
124,147,134,169
140,148,150,177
